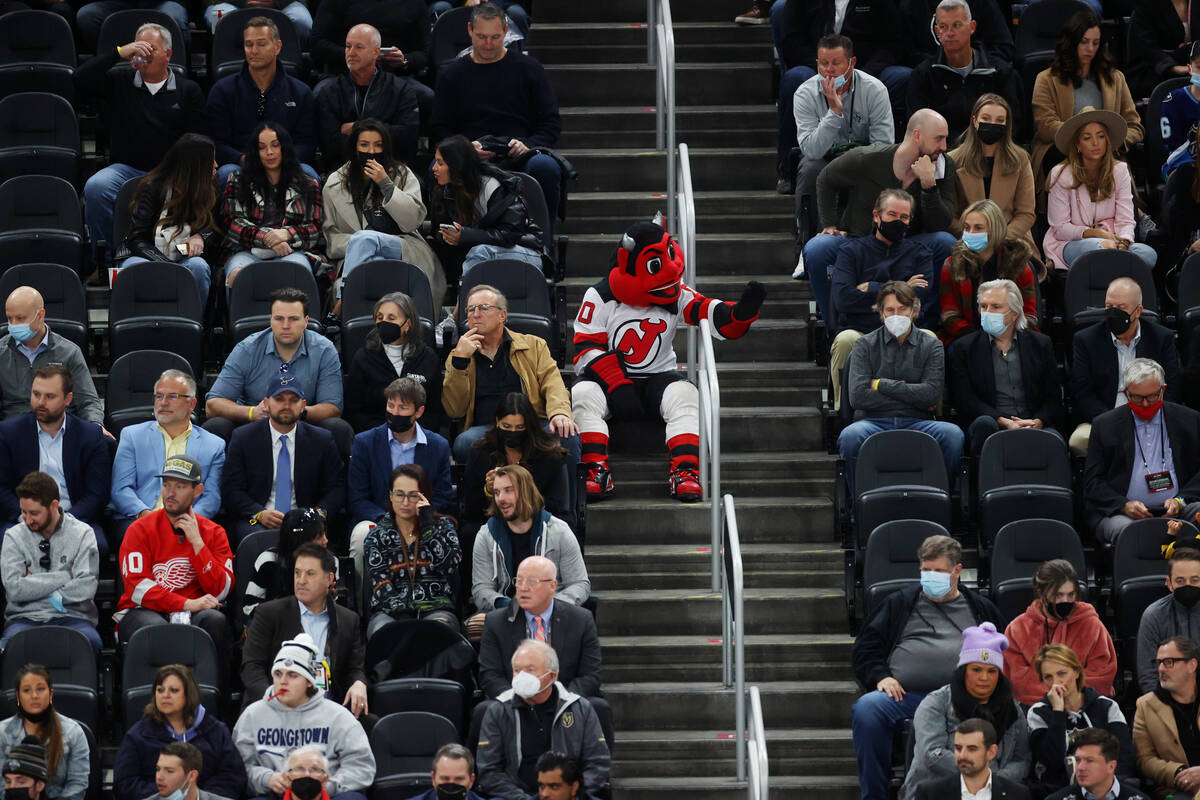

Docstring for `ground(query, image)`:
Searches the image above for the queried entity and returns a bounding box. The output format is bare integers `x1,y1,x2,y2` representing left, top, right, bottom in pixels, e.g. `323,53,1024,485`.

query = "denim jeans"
120,255,211,306
205,0,313,40
1063,238,1158,270
838,417,964,496
224,250,310,290
83,163,147,270
462,243,544,277
341,230,407,297
1,617,102,653
800,233,848,325
76,0,189,47
852,688,927,800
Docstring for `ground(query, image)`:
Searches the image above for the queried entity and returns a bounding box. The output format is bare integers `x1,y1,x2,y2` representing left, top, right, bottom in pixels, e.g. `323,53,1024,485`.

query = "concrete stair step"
613,727,856,777
587,543,841,572
592,588,845,637
565,318,806,363
548,63,774,107
563,209,791,234
539,0,776,25
601,634,854,682
606,680,857,729
608,442,834,478
560,104,776,136
533,22,772,48
596,567,838,590
536,42,770,65
563,128,776,149
568,233,796,273
564,148,778,192
612,775,860,800
559,273,811,318
596,405,823,455
586,497,834,544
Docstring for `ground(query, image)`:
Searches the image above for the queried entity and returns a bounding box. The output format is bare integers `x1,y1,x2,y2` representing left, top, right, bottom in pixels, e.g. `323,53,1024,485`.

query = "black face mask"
386,413,414,434
1105,306,1132,337
435,785,467,800
877,218,909,244
1176,585,1200,609
18,705,51,725
5,788,31,800
289,777,322,800
498,428,526,451
976,122,1006,145
355,151,376,170
1052,601,1076,620
376,320,404,343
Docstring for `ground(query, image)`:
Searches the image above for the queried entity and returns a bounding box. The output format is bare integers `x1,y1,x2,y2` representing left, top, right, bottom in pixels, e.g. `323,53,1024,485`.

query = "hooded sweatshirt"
1137,592,1200,694
1004,598,1118,705
232,687,375,796
114,705,246,800
471,510,589,612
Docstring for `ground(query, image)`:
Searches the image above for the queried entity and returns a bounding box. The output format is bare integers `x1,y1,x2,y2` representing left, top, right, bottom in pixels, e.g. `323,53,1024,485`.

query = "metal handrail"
699,320,721,589
649,0,677,233
720,494,746,779
680,143,698,384
747,685,769,799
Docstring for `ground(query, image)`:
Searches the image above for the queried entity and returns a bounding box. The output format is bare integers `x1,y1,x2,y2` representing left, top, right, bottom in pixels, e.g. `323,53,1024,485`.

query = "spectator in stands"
901,622,1030,799
407,744,488,800
1126,0,1200,101
143,743,225,800
115,455,233,664
76,0,188,50
901,0,1014,69
76,22,207,273
476,640,610,800
0,666,88,800
204,288,350,449
111,370,225,548
344,294,443,433
221,373,347,546
116,134,220,305
1084,358,1200,543
1005,561,1116,705
1046,729,1146,800
315,27,420,171
461,392,570,534
429,3,564,226
0,366,112,556
838,281,964,495
468,466,589,640
850,534,1001,800
1069,278,1181,456
362,463,461,637
827,189,937,411
922,719,1030,800
309,0,431,103
1163,120,1200,271
219,123,324,291
770,5,908,194
1137,548,1200,694
905,0,1023,144
0,472,99,653
348,378,453,579
1044,107,1157,272
947,94,1037,251
240,507,329,624
535,753,582,800
788,34,895,238
1,736,53,800
241,543,369,714
802,108,958,327
322,120,441,316
429,135,545,282
234,634,375,800
1132,635,1200,797
948,278,1060,455
939,202,1039,347
207,17,318,183
443,285,577,463
0,288,102,425
1027,646,1131,796
205,0,313,41
113,666,245,800
1159,43,1200,164
1031,12,1142,193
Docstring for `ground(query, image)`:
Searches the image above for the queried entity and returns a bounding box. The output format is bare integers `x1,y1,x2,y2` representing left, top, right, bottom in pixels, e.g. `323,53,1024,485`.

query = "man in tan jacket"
1134,635,1200,798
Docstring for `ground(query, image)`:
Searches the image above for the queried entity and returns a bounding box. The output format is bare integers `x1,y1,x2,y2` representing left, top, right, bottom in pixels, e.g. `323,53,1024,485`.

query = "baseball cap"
157,455,202,483
266,373,305,400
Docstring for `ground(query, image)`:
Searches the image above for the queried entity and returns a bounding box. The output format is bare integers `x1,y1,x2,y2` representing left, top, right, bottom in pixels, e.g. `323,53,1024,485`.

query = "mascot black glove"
732,280,767,322
585,351,643,421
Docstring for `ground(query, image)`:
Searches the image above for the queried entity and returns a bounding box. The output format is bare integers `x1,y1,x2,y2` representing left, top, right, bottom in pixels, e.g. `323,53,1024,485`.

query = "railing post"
646,0,655,65
726,495,745,783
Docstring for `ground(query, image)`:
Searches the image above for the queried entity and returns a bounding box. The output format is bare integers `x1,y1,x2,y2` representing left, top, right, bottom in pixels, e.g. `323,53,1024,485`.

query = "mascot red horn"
571,217,766,501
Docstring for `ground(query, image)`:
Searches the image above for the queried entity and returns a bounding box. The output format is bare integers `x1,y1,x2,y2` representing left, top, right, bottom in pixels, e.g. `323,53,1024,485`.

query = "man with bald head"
1070,277,1181,455
313,23,421,170
800,108,958,328
0,288,101,425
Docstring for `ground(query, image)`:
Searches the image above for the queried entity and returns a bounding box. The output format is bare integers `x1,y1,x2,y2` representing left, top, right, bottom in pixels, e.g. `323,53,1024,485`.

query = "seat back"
111,175,143,259
1014,0,1093,57
105,350,193,434
228,260,322,344
431,7,473,70
855,429,949,494
0,174,84,272
863,520,948,619
0,627,99,732
211,9,302,80
1112,518,1195,646
370,711,458,780
111,260,204,321
1064,250,1159,330
368,678,467,736
77,720,102,800
513,170,554,254
978,428,1072,493
457,260,554,345
232,529,280,631
341,259,437,361
990,519,1085,621
0,263,87,350
95,10,187,76
1179,252,1200,355
0,92,80,186
0,11,75,102
121,625,221,726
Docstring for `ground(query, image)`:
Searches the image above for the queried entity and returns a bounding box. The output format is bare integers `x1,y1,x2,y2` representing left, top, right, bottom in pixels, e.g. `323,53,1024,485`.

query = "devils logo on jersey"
614,318,669,368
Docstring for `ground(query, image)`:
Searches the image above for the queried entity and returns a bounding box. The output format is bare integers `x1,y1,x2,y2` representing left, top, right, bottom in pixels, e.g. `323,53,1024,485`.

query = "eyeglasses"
1152,657,1190,668
389,491,422,503
286,767,327,777
514,576,551,587
465,303,500,315
935,20,968,33
153,393,192,403
256,91,267,119
37,539,50,571
1125,388,1164,404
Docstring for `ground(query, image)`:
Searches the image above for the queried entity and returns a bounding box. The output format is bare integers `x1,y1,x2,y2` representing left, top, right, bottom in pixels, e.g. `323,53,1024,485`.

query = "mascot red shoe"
571,219,766,502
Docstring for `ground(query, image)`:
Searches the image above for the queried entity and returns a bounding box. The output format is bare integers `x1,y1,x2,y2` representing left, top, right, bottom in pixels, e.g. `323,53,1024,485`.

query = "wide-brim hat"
1054,106,1128,156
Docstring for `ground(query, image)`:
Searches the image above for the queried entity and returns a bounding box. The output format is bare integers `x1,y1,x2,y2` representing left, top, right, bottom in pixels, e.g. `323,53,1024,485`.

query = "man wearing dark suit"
1046,728,1148,800
240,542,368,713
0,365,112,555
1069,278,1181,456
923,719,1030,800
1085,358,1200,543
221,375,347,546
949,278,1062,456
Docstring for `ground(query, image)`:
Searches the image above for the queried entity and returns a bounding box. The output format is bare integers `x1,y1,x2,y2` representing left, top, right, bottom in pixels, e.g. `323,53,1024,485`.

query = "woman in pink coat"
1042,106,1157,272
1003,558,1117,706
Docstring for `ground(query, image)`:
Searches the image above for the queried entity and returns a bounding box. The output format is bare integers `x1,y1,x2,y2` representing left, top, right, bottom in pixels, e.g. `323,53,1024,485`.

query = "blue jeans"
801,233,848,325
1,617,103,653
76,0,189,47
1063,238,1158,270
216,162,319,188
225,250,310,290
429,1,530,35
838,417,964,496
852,688,927,800
462,243,544,277
205,1,313,40
452,424,490,462
120,255,211,306
340,230,406,297
83,163,147,270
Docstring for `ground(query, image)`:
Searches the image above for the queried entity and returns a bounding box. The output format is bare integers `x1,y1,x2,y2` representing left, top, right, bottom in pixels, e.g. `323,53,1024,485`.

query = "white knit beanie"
272,633,319,686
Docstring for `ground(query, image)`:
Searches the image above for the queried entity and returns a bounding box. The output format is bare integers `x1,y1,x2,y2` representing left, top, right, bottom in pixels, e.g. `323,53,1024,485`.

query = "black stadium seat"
211,8,302,80
110,176,143,267
369,677,468,737
0,93,80,189
862,519,947,621
0,263,88,352
0,175,86,275
95,9,188,79
514,170,564,278
232,529,280,632
0,11,75,103
105,350,194,434
989,519,1086,624
369,711,458,800
853,430,952,550
341,259,437,363
228,260,323,345
78,720,102,800
1064,249,1160,333
1013,0,1093,59
120,625,221,731
977,429,1074,549
109,261,205,377
0,627,100,735
430,7,472,71
1144,77,1190,205
1177,252,1200,357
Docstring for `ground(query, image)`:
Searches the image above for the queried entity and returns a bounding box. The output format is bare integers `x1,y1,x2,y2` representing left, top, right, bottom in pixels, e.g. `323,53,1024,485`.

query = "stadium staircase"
539,2,858,796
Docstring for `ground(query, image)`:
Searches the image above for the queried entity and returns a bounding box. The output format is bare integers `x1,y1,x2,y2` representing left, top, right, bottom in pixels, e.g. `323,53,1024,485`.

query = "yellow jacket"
442,328,572,425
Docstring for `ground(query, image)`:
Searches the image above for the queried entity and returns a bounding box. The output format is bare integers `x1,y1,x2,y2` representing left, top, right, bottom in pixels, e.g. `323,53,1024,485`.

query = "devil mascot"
571,219,766,501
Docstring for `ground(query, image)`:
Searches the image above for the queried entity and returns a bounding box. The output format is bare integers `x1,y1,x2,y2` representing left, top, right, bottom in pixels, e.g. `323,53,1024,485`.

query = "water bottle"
130,54,148,68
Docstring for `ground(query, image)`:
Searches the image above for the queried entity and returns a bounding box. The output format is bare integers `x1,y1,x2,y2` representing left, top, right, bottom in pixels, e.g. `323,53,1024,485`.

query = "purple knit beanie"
957,621,1009,670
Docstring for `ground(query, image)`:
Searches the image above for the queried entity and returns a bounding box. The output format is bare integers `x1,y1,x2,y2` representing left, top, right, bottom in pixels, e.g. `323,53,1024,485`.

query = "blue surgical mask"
962,232,989,252
7,322,34,343
1191,72,1200,89
162,782,189,800
920,570,953,599
833,70,848,90
980,311,1008,337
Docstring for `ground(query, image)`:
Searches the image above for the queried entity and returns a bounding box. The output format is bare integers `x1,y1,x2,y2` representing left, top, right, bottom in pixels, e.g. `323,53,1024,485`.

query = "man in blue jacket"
404,744,489,800
347,377,452,586
110,369,226,548
206,16,318,184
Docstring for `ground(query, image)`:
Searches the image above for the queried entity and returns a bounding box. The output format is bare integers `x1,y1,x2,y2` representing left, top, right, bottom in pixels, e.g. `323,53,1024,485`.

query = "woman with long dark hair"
1031,11,1142,187
323,119,445,314
344,291,442,432
117,133,221,303
220,122,324,290
430,134,544,283
0,665,89,800
240,507,330,624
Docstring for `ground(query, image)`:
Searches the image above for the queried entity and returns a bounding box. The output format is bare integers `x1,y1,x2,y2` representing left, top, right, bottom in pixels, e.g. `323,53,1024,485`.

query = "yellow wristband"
116,45,123,57
871,379,880,391
248,406,255,421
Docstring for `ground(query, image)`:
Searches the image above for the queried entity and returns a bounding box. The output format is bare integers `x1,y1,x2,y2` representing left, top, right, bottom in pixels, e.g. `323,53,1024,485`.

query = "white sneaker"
792,252,805,279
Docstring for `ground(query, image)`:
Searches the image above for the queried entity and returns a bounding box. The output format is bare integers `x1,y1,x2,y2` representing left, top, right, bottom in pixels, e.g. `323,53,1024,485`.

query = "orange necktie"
534,615,546,642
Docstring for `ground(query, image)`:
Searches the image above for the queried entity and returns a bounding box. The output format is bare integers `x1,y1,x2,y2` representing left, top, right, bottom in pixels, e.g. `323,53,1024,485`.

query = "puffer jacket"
113,705,246,800
431,170,545,259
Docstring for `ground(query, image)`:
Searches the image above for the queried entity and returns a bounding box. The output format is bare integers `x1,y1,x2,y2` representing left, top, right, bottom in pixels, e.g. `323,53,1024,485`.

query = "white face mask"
883,314,912,338
512,670,548,699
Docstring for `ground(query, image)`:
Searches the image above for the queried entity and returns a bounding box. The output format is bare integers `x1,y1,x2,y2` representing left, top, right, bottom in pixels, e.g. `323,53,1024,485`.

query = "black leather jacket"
117,178,222,263
432,170,545,259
